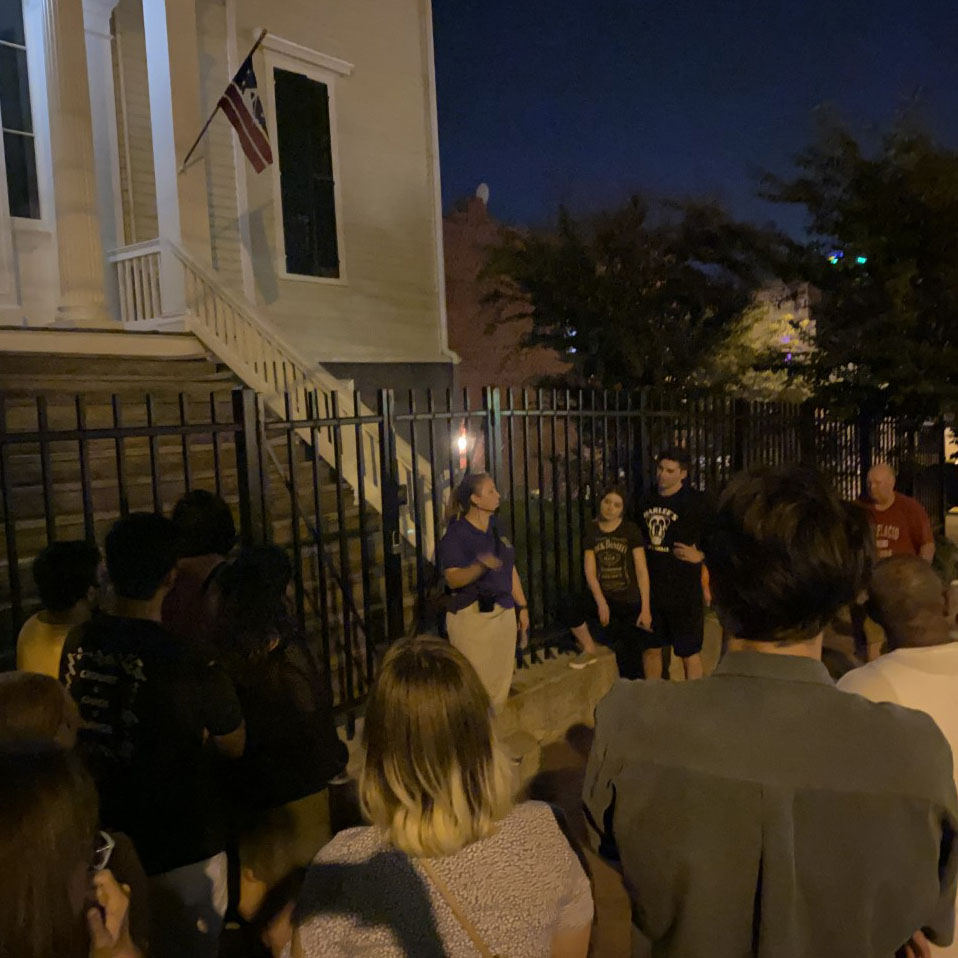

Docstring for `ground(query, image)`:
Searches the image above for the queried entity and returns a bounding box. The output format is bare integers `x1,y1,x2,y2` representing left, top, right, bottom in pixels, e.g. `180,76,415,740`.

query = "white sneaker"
569,650,599,669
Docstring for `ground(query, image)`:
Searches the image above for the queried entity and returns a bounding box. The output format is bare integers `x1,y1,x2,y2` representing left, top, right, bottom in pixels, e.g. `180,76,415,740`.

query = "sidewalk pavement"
522,611,724,956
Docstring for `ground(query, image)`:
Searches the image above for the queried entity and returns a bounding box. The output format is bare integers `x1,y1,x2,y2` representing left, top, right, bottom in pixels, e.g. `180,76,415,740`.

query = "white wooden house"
0,0,455,395
0,0,457,561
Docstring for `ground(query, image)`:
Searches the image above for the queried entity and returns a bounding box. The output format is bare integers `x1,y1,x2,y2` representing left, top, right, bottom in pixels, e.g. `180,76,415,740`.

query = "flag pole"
178,28,268,174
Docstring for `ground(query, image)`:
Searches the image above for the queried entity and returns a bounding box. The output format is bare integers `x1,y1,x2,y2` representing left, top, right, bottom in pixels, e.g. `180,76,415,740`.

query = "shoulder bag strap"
417,858,500,958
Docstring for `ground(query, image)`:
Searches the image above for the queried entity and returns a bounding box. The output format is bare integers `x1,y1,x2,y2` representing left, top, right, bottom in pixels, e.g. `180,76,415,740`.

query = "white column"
0,102,20,319
142,0,211,318
82,0,122,322
41,0,113,325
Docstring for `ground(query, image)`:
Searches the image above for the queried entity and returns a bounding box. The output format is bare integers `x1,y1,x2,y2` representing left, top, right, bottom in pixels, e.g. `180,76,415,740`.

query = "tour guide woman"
437,473,529,711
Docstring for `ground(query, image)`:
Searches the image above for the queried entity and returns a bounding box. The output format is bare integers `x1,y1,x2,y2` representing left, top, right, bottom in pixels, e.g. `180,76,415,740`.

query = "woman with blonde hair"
437,472,529,711
290,637,593,957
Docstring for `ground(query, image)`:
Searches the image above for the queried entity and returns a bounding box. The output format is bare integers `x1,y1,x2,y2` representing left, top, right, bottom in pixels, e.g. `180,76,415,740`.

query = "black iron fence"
0,385,947,720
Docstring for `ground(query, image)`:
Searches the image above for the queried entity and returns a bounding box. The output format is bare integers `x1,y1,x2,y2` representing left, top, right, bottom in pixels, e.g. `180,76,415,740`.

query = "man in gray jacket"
584,465,958,958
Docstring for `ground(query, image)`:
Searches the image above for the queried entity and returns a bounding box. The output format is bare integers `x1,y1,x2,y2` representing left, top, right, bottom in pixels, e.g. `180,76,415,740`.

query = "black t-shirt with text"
60,614,243,875
583,519,648,602
640,485,709,605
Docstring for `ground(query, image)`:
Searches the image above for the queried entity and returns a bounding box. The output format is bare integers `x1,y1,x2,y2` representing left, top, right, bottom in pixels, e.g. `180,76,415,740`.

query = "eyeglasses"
91,830,115,873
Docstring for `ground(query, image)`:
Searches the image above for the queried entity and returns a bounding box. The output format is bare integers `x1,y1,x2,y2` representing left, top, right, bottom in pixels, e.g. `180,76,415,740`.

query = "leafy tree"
763,118,958,417
703,294,814,401
483,196,795,390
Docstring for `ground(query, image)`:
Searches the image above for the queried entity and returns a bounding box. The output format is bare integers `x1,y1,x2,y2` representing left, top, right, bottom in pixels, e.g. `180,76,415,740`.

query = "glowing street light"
456,432,468,454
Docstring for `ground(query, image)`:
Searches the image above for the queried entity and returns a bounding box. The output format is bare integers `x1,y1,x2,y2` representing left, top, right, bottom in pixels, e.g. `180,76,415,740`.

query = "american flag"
218,54,273,173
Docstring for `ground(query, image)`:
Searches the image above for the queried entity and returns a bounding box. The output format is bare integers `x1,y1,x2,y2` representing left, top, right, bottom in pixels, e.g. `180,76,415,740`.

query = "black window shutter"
274,68,339,278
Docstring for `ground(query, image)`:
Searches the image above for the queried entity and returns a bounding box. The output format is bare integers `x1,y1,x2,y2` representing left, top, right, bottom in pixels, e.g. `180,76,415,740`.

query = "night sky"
433,0,958,234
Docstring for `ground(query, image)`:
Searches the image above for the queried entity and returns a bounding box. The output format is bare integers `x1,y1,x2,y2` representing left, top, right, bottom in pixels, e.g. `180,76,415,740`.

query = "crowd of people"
4,491,346,958
2,451,955,958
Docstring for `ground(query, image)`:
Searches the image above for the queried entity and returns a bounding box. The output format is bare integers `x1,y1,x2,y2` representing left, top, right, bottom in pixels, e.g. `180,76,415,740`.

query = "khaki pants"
447,602,516,711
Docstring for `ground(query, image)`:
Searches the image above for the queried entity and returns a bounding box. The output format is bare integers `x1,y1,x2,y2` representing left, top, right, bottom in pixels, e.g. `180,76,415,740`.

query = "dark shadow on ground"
521,725,634,958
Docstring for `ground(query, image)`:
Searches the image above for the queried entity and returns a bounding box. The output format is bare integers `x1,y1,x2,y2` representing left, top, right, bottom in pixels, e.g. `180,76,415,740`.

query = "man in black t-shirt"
61,513,245,958
639,448,710,681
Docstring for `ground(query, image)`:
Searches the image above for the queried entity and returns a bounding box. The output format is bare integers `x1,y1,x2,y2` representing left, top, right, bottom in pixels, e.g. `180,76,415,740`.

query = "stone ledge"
341,646,617,788
497,647,617,784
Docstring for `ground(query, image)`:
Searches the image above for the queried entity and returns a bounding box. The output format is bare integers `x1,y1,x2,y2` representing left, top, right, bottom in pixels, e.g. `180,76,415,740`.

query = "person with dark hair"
0,744,141,958
437,473,529,711
584,465,958,958
17,539,100,677
211,546,347,931
60,512,246,958
838,557,958,958
638,448,709,680
0,672,151,953
821,501,883,679
163,489,237,643
567,484,651,675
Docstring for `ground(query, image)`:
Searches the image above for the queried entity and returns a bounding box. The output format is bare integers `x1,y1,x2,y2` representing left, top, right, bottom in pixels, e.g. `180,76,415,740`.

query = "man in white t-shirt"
839,554,958,957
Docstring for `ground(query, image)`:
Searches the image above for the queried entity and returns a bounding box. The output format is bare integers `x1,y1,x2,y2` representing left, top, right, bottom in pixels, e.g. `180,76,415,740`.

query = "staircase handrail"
164,241,437,555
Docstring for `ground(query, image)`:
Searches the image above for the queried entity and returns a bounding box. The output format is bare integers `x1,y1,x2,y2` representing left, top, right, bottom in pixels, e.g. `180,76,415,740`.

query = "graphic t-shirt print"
873,521,900,558
593,535,632,594
63,645,145,764
643,505,678,554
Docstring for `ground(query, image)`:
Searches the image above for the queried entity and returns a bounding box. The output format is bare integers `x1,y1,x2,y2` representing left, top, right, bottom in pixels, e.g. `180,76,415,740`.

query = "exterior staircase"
107,240,441,557
0,345,415,701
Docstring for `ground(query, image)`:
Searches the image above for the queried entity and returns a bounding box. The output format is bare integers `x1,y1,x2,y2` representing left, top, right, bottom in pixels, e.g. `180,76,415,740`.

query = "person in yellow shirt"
16,540,101,677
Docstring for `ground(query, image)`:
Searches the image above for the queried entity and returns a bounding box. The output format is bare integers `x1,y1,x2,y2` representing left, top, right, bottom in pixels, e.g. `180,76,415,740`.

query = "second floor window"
0,0,39,219
273,67,339,279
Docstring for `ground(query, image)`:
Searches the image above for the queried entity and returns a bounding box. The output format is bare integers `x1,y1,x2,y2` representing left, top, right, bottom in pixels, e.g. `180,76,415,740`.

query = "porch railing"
108,240,163,325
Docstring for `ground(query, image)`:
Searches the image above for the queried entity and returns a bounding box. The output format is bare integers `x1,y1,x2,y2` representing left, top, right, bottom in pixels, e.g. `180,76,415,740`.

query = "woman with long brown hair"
437,473,529,712
290,637,593,957
0,744,140,958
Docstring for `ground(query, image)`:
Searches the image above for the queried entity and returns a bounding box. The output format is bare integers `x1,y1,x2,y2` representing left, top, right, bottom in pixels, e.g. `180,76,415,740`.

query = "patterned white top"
290,800,594,957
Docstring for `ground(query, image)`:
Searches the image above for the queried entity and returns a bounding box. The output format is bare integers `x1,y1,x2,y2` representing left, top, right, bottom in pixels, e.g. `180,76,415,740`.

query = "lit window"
0,0,39,219
273,68,339,278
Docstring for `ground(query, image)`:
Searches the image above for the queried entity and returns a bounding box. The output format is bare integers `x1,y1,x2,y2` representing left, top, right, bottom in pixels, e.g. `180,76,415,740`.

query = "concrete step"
3,440,238,485
1,394,237,431
0,373,238,396
2,454,347,513
0,352,225,380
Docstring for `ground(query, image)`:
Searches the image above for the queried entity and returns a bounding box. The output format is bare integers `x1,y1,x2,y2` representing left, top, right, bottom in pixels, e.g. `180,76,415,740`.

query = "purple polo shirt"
438,517,516,613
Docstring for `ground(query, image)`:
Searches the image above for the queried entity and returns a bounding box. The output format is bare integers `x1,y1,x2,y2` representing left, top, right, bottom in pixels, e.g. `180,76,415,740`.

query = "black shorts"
567,592,644,637
649,595,704,658
567,592,648,679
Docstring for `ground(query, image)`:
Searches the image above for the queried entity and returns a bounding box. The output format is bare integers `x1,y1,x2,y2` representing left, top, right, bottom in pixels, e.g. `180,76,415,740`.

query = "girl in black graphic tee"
568,486,651,677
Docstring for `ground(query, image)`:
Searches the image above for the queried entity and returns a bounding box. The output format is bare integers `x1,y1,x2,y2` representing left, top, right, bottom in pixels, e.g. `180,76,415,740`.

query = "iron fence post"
858,411,873,497
798,402,817,466
939,420,948,532
639,388,651,497
482,386,503,489
378,389,406,642
732,397,747,473
232,388,267,546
